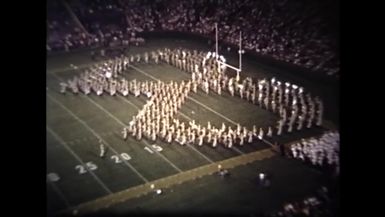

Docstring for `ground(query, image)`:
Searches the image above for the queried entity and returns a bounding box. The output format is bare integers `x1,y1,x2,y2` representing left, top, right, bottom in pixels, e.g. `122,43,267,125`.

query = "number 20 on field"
110,153,131,163
74,153,131,174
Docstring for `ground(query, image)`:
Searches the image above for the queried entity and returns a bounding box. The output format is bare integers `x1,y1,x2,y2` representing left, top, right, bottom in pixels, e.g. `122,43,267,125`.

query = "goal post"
214,23,243,82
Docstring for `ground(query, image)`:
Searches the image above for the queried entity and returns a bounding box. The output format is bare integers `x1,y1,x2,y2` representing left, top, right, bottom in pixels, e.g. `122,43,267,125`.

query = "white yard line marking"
47,126,113,194
116,95,141,110
129,65,254,152
118,93,215,163
47,94,149,183
47,180,72,209
144,147,154,154
83,95,183,173
65,130,118,145
57,148,276,216
129,65,159,81
178,110,244,155
185,97,262,151
47,60,110,74
187,96,274,146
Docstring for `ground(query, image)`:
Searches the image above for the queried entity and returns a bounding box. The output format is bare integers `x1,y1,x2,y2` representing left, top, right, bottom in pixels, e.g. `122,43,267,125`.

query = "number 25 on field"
75,162,98,175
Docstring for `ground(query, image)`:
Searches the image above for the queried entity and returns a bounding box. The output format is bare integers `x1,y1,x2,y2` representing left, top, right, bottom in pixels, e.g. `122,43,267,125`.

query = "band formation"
59,48,324,149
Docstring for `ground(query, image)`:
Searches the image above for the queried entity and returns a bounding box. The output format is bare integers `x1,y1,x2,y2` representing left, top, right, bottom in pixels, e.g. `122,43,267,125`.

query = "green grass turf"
48,38,338,126
47,39,336,216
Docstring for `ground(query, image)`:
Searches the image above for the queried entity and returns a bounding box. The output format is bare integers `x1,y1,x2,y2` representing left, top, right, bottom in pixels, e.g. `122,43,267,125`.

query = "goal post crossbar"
217,60,241,72
215,23,243,73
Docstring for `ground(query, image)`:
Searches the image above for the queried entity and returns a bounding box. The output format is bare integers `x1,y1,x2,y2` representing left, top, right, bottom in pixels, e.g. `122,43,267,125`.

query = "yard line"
57,148,276,216
83,95,183,173
47,59,109,74
118,95,215,163
48,71,182,173
47,94,149,183
185,95,275,147
116,95,141,110
178,110,244,155
66,130,119,145
47,126,113,194
129,65,267,149
129,64,160,81
47,179,72,209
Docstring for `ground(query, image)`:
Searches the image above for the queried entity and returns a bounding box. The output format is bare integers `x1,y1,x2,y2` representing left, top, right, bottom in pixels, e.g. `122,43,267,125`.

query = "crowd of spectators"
47,0,339,76
47,1,88,51
266,186,338,217
47,0,145,52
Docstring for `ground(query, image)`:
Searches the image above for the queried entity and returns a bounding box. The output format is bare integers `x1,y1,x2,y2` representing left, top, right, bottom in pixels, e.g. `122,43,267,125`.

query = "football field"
47,39,334,216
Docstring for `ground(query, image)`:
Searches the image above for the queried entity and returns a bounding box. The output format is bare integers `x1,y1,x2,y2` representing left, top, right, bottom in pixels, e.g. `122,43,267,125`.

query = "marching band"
59,48,325,149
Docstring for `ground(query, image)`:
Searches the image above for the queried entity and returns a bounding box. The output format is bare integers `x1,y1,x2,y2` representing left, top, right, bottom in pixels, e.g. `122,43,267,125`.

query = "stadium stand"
47,0,339,77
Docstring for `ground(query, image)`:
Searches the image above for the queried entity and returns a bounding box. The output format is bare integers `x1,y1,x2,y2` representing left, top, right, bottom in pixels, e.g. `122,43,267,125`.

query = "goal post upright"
239,31,242,71
214,23,243,81
238,31,242,81
215,23,219,69
215,23,218,60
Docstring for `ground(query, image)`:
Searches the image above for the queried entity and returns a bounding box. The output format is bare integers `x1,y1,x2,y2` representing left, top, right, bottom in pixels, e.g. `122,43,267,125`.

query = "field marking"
47,93,149,183
64,130,118,145
47,126,113,194
47,51,333,216
47,179,72,209
116,95,141,110
57,148,276,216
83,95,183,173
117,95,215,163
186,96,275,146
47,59,109,74
129,65,159,81
128,65,251,153
178,110,245,155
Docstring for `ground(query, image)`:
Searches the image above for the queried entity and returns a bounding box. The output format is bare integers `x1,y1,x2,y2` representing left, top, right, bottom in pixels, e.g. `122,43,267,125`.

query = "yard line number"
75,162,98,174
74,153,132,173
144,144,163,154
111,153,131,164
